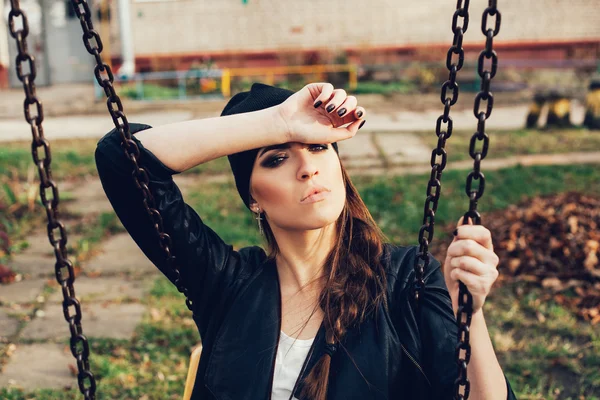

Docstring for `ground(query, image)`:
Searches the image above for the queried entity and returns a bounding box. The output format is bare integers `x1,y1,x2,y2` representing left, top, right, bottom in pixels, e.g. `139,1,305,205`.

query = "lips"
301,184,330,202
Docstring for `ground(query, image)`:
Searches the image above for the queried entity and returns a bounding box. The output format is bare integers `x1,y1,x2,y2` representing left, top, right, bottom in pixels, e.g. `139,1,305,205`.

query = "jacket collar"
203,256,403,400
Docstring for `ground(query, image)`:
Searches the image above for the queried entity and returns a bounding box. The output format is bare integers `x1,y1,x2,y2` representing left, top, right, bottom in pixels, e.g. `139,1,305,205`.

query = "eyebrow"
258,143,292,159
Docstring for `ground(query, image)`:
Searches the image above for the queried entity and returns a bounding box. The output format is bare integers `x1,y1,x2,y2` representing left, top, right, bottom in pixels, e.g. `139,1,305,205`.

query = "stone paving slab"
61,177,114,215
376,132,432,164
20,302,146,340
83,233,157,275
5,232,58,278
47,276,151,303
0,278,48,305
0,308,20,339
337,132,383,168
0,343,76,390
7,254,56,279
12,232,56,258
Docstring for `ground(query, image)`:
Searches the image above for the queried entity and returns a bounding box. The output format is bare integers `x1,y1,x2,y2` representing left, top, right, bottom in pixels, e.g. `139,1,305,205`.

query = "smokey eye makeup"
260,144,329,168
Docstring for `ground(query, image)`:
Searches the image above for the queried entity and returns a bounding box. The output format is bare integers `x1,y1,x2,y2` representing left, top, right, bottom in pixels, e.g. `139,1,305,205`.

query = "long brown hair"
256,163,389,399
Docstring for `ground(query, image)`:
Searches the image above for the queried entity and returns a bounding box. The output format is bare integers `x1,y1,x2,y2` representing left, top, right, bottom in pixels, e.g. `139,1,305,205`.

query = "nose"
296,152,319,181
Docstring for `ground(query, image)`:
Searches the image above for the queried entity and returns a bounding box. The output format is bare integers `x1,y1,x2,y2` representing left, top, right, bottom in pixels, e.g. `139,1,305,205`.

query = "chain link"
454,2,501,400
7,0,96,397
413,0,471,307
67,0,193,310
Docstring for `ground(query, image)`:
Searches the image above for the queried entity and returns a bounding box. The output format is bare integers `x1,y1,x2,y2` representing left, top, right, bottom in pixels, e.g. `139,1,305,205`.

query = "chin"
298,204,343,229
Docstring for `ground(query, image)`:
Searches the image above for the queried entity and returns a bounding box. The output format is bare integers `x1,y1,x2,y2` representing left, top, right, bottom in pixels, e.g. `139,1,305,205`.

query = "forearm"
464,310,507,400
133,106,288,173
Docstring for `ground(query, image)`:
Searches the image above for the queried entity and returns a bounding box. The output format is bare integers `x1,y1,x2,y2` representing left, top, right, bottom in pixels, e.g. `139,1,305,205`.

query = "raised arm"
132,105,288,173
94,82,365,332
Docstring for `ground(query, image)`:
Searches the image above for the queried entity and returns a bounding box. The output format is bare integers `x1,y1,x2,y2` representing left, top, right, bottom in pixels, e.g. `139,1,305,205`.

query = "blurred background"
0,0,599,99
0,1,599,400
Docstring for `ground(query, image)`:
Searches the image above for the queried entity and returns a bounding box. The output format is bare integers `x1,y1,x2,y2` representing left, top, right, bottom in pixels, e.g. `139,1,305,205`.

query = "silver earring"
255,209,264,236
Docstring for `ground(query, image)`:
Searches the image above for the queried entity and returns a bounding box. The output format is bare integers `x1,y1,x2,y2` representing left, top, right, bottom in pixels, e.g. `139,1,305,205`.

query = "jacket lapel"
204,258,281,400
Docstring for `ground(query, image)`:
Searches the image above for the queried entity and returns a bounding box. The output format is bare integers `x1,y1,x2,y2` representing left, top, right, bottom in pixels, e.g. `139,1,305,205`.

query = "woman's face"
249,142,346,232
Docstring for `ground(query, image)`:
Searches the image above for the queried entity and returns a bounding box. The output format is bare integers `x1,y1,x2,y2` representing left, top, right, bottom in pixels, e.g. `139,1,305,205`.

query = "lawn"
1,162,599,399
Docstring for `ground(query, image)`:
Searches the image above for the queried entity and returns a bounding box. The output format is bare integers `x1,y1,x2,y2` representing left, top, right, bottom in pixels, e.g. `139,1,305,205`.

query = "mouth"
301,186,331,204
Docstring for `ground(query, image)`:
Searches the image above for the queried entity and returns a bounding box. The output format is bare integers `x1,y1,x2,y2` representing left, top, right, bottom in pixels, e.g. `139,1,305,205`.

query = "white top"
271,331,315,400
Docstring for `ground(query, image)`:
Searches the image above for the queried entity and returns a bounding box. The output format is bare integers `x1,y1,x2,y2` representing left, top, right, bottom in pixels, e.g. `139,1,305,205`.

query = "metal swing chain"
67,0,193,311
7,0,96,398
413,0,471,305
454,2,501,400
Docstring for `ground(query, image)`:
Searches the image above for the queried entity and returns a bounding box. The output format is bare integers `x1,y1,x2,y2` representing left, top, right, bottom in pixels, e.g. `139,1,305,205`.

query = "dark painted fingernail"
337,108,347,117
326,104,335,113
359,120,366,129
356,110,363,118
453,229,458,236
313,100,322,108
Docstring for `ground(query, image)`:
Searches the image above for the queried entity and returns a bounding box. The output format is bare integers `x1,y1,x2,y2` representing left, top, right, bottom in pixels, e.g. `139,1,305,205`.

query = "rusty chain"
454,2,501,399
413,0,471,306
67,0,193,312
7,0,96,397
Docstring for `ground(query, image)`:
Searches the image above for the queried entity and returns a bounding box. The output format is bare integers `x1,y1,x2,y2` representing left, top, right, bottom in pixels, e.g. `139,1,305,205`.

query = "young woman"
95,82,516,400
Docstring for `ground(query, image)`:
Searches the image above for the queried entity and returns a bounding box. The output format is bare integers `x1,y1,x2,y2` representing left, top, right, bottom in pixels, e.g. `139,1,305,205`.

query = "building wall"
0,0,9,87
127,0,600,58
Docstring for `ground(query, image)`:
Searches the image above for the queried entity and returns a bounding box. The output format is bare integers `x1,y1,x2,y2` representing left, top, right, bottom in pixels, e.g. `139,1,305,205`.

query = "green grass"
1,163,599,399
353,80,418,95
485,282,600,399
0,140,98,181
0,139,232,181
413,128,600,164
120,83,181,100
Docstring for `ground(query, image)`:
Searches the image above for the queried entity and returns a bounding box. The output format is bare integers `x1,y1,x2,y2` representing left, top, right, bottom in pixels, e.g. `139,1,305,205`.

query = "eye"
310,144,329,152
262,145,328,168
263,153,288,168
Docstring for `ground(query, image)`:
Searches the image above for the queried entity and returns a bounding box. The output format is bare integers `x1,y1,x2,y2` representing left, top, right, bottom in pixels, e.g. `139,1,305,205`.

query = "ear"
249,199,260,213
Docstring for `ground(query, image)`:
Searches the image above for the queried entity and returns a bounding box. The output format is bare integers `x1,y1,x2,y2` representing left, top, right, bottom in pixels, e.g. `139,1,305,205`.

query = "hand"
443,216,500,317
277,82,366,144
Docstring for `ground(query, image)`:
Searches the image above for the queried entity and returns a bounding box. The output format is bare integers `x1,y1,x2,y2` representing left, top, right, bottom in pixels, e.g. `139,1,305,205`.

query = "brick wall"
126,0,600,57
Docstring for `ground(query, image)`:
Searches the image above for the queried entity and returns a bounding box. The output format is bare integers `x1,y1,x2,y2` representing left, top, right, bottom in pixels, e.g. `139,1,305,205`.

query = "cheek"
251,173,294,208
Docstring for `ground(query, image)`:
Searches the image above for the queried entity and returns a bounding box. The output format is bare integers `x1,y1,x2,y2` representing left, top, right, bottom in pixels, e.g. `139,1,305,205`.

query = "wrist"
273,104,292,143
453,302,483,320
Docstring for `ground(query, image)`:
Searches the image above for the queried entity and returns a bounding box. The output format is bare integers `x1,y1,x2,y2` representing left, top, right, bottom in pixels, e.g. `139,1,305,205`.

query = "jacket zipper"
400,343,431,387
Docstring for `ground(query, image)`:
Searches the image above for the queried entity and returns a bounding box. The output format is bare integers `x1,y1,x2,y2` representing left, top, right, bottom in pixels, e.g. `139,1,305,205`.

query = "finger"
450,268,485,294
455,225,494,251
338,106,366,130
354,106,366,120
324,89,347,114
334,96,357,119
338,102,366,127
344,117,367,135
449,256,488,276
311,83,335,108
447,239,498,266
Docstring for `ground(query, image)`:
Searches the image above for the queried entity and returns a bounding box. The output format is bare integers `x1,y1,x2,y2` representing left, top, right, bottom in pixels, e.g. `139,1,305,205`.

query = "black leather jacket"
95,124,517,400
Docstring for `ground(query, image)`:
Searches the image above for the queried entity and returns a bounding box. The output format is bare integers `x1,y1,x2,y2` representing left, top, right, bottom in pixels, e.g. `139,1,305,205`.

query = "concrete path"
0,175,196,392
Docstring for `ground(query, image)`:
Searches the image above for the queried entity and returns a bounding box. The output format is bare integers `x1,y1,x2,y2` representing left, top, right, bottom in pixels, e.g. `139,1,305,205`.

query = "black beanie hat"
221,82,339,210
